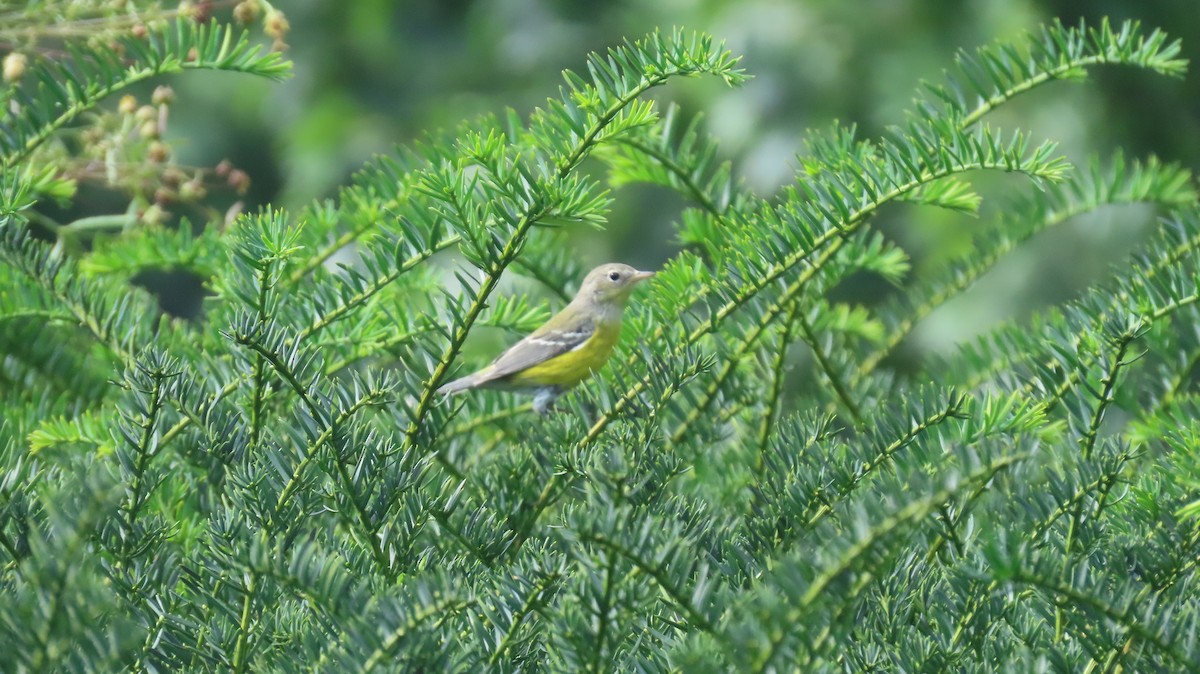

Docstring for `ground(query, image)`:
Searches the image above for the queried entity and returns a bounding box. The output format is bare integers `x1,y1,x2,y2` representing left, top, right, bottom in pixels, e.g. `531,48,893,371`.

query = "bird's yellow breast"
506,321,621,388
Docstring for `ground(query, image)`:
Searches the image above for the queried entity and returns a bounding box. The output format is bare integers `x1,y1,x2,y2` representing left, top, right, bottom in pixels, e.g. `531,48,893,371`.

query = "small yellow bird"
437,263,655,414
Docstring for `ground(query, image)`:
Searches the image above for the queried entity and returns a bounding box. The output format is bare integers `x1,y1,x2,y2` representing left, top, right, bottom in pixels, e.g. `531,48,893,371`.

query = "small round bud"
131,23,148,39
118,95,138,115
3,52,27,83
151,85,174,106
233,0,261,24
147,141,170,163
135,105,157,123
140,120,160,139
214,159,232,177
154,187,174,205
142,204,167,225
81,127,105,145
180,179,206,201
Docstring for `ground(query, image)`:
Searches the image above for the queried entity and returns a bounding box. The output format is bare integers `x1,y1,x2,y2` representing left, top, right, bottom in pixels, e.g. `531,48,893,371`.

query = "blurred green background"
156,0,1198,356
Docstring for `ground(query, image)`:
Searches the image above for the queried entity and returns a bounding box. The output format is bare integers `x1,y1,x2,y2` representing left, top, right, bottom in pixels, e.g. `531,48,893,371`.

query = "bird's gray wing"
477,314,596,383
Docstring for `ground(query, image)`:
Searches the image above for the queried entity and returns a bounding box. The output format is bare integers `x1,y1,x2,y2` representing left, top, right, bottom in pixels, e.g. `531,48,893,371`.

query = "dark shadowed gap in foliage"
609,182,689,270
827,269,921,376
22,216,57,246
130,268,209,321
826,270,895,309
34,183,131,249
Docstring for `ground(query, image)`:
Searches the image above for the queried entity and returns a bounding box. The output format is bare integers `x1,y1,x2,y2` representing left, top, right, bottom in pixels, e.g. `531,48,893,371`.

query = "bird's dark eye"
608,271,621,281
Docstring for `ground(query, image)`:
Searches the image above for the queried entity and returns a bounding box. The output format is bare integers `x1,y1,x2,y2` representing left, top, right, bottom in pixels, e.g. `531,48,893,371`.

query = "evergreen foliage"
2,15,1199,673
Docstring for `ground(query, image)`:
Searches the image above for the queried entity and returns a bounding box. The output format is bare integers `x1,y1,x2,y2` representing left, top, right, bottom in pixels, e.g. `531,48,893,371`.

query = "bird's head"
577,263,655,307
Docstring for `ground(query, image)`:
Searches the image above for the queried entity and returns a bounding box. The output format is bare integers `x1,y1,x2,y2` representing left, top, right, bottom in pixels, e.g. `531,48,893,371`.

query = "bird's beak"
631,270,655,284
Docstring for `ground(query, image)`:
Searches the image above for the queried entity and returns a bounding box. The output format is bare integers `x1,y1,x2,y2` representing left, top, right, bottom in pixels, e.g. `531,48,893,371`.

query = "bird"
437,263,655,414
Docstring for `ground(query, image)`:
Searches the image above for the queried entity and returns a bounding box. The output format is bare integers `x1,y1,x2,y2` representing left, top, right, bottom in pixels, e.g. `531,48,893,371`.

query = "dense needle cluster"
1,14,1199,673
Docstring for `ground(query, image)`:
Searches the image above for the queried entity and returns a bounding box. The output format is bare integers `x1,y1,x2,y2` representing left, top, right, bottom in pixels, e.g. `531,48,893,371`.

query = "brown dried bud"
131,23,148,39
3,52,27,83
147,141,170,163
264,9,290,40
154,187,174,205
193,1,214,23
163,168,186,186
227,168,251,194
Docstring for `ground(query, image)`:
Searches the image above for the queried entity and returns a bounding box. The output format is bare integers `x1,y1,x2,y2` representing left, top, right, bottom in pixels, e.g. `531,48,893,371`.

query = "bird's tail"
436,373,480,396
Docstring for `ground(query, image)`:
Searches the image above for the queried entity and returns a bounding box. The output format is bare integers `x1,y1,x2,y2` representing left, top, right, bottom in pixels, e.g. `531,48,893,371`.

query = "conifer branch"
357,598,471,673
805,392,967,528
230,573,258,674
1092,529,1200,672
2,20,290,168
1029,450,1137,545
5,17,1200,673
579,532,716,634
587,547,619,673
1055,322,1141,640
755,305,798,462
273,386,392,514
295,241,453,342
954,19,1185,130
1156,346,1200,411
401,30,745,457
116,359,174,548
796,311,864,426
754,453,1025,672
427,502,496,568
325,326,434,375
231,326,390,572
0,221,140,363
1080,323,1141,460
485,571,562,666
858,156,1195,381
248,267,272,451
1009,570,1199,673
618,148,1068,449
1041,294,1194,414
604,19,1183,448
